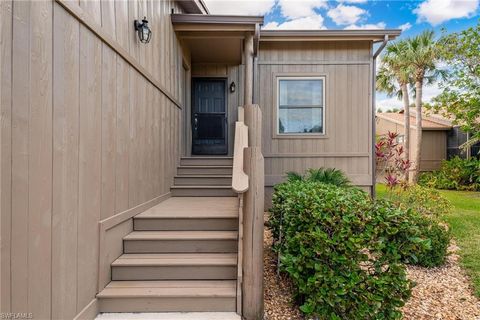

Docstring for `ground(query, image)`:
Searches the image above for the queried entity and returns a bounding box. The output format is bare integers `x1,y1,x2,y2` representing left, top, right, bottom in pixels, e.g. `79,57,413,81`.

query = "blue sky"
203,0,479,110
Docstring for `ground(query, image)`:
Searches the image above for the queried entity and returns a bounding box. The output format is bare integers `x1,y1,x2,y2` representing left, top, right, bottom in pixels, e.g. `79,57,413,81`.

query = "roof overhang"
172,14,264,32
172,14,264,64
260,29,402,42
176,0,209,14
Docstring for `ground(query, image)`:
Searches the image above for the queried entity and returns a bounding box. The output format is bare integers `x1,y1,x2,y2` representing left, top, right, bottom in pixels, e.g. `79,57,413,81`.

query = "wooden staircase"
97,157,240,313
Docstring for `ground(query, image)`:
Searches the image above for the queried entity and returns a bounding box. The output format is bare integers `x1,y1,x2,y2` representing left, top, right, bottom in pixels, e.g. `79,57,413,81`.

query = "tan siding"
0,0,13,313
376,117,448,171
1,1,185,318
258,41,373,190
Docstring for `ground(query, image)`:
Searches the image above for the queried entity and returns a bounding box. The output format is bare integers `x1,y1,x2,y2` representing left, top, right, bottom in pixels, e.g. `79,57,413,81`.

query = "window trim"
275,76,327,138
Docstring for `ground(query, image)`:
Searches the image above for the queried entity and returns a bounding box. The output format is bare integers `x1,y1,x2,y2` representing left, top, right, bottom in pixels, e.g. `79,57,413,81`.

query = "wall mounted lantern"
134,17,152,44
229,81,236,93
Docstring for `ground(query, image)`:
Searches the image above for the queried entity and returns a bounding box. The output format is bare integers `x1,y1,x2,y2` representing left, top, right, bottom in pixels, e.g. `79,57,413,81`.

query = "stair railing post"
242,104,264,320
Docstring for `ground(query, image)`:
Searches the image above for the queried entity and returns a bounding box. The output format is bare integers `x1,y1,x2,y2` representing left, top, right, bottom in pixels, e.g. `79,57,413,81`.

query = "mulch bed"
264,227,480,320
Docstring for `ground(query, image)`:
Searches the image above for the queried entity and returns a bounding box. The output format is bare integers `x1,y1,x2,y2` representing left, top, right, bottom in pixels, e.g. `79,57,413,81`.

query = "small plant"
376,132,412,188
419,157,480,191
285,167,351,187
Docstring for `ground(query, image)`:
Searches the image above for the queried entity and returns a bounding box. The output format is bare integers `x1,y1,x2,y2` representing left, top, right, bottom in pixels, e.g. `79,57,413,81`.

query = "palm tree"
376,40,412,180
403,30,442,182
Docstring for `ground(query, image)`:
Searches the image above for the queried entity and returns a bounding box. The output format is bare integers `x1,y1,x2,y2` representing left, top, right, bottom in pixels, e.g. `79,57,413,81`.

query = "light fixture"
229,81,236,93
134,17,152,44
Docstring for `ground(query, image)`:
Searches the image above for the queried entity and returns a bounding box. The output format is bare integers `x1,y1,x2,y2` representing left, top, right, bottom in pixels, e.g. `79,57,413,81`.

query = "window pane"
279,107,323,134
279,79,323,106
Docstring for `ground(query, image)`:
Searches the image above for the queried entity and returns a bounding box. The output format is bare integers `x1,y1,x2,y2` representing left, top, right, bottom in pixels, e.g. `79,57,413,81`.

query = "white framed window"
277,76,326,135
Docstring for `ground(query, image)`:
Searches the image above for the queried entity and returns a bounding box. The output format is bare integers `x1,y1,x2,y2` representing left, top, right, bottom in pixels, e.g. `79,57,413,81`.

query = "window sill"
273,133,329,139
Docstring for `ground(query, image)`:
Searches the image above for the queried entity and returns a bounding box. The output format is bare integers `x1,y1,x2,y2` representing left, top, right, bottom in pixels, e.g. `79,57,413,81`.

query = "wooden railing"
232,104,264,320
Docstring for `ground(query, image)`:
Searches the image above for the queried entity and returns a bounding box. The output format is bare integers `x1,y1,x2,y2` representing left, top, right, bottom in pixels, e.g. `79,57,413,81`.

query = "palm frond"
286,171,304,182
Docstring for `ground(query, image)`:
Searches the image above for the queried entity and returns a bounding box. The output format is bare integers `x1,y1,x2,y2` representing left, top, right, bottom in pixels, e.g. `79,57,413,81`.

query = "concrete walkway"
96,312,241,320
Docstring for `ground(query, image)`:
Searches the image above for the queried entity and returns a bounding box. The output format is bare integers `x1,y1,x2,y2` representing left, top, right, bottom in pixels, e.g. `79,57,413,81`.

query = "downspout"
371,35,389,197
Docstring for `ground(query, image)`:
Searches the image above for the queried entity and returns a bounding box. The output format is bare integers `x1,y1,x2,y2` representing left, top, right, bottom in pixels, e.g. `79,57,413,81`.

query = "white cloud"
327,4,366,25
376,82,443,111
263,15,326,29
398,22,412,31
344,22,386,29
376,96,404,111
414,0,479,25
203,0,275,15
337,0,368,3
278,0,328,19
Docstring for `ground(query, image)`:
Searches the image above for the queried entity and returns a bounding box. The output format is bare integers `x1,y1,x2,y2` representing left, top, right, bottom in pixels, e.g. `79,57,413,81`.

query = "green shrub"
414,220,451,267
382,185,452,267
419,157,480,191
285,167,351,187
270,181,414,319
385,185,453,219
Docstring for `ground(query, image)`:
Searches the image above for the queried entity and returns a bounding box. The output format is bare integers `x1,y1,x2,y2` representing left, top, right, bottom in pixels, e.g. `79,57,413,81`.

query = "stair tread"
135,197,238,219
112,253,237,266
181,157,233,160
171,185,233,189
174,175,232,178
178,165,233,168
124,231,238,241
97,280,236,298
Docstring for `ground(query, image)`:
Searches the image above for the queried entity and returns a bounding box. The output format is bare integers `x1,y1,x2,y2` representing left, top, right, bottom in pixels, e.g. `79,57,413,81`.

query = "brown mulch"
264,226,480,320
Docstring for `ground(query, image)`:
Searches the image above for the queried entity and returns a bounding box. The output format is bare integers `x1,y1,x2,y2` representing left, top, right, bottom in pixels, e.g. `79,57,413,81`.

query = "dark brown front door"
192,78,228,155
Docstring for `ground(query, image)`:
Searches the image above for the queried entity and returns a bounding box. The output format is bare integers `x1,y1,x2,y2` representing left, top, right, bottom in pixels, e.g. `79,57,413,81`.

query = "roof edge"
171,14,264,25
176,0,209,15
260,29,401,42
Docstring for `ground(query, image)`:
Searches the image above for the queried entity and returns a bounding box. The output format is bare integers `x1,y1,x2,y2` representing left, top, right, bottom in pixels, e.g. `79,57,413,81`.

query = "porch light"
134,17,152,44
229,81,236,93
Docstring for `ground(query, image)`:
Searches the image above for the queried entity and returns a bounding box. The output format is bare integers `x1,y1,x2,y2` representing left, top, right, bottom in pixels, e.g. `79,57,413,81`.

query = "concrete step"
171,186,236,197
123,231,238,253
180,157,233,166
174,175,232,186
97,280,236,312
111,253,237,280
177,166,232,175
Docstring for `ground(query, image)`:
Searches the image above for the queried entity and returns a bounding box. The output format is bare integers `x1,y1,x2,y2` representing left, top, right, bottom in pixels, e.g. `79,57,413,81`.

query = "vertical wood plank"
52,4,80,319
101,0,116,36
115,57,130,213
0,0,13,312
78,25,102,311
115,0,129,49
11,0,30,312
28,1,53,318
101,45,117,219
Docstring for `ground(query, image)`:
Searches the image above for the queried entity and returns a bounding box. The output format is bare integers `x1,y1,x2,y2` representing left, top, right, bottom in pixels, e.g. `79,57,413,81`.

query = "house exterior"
0,0,399,319
376,109,479,172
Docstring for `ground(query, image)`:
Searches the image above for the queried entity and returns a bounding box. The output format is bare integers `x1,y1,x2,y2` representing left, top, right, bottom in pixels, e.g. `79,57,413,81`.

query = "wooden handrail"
232,107,249,193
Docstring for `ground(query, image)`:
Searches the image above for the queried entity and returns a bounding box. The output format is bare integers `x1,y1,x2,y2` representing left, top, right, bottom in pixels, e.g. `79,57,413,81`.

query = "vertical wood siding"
0,0,185,318
257,41,373,189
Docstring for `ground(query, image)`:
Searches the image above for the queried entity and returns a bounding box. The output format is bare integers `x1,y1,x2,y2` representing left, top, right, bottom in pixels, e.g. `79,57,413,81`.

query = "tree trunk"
401,83,410,181
412,81,423,183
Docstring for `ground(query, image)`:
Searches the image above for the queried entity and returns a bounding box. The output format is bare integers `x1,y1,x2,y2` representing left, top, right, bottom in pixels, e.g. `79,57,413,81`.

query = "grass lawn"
376,183,480,297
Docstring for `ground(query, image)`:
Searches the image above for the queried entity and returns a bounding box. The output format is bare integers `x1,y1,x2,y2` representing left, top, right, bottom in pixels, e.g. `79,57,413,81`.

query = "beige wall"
0,0,185,318
257,41,374,197
376,117,447,171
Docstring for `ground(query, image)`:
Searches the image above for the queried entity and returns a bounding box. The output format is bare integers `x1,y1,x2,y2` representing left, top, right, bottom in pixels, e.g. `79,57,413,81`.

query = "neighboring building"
0,0,399,319
376,109,479,172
